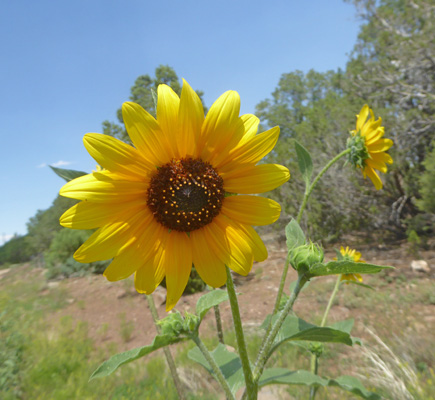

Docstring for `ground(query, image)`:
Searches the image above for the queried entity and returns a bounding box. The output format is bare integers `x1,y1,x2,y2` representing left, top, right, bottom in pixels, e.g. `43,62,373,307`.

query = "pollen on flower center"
147,157,225,232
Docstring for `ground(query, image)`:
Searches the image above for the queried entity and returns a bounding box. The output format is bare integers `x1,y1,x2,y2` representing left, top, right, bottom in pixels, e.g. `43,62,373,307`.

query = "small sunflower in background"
347,105,393,190
59,79,290,310
336,246,366,283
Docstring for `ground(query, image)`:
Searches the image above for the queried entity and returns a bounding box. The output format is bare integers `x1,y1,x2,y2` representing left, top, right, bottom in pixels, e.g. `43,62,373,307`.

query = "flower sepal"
157,311,200,337
289,242,324,274
346,131,370,169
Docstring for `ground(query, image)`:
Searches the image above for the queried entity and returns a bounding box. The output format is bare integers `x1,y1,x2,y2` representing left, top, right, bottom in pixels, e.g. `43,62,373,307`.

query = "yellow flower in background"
59,80,290,310
347,105,393,190
337,246,365,283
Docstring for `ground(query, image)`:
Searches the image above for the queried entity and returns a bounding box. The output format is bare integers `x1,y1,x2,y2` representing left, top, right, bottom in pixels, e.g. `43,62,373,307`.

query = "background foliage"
1,0,433,269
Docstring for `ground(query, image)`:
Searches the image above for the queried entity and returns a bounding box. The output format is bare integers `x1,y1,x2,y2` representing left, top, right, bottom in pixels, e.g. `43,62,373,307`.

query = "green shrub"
44,229,109,279
418,142,435,214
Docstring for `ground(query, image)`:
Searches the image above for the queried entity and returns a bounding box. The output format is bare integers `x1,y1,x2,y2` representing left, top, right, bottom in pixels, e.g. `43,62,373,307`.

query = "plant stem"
296,148,351,224
225,266,256,399
252,273,308,384
270,148,351,336
191,335,235,400
309,274,342,400
214,304,225,344
273,253,290,315
146,294,186,400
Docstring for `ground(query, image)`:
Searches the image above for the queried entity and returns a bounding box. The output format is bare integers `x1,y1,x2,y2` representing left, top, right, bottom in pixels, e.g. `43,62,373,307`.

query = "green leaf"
90,334,186,380
188,344,245,394
49,165,88,182
344,280,375,290
329,375,381,400
260,368,328,387
294,140,313,186
309,260,393,278
259,369,380,399
285,218,306,251
329,318,362,345
261,315,353,353
196,290,229,321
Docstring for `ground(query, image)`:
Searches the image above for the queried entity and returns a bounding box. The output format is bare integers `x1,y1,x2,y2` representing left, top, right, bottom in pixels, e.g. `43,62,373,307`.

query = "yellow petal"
165,231,193,311
60,200,146,229
366,138,393,153
208,114,260,167
74,208,151,263
156,84,180,157
217,126,280,172
60,171,148,203
134,228,169,294
200,90,240,161
365,158,388,173
203,217,253,276
220,218,268,262
221,195,281,226
361,116,382,138
356,105,369,132
191,230,227,288
223,164,290,194
364,166,383,190
83,133,152,178
122,102,173,165
178,79,204,157
371,152,393,165
104,218,165,281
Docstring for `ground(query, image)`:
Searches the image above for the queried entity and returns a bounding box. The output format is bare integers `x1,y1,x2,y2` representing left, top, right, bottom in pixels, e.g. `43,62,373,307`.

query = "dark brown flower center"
147,158,225,232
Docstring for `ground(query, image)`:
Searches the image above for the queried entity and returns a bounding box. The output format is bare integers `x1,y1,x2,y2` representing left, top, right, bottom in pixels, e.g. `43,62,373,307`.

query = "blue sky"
0,0,361,244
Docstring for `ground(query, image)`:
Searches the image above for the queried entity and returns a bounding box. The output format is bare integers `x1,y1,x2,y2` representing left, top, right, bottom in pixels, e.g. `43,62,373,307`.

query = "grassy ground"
1,242,434,399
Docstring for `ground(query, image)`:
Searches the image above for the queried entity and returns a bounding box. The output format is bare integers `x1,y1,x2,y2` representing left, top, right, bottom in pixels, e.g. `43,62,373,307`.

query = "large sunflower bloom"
348,105,393,190
59,80,290,310
337,246,365,283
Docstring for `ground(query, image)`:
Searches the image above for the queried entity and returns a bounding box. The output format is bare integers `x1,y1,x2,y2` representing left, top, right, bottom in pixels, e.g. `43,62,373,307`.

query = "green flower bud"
157,312,184,336
309,342,324,357
289,242,324,273
347,130,370,169
183,312,200,332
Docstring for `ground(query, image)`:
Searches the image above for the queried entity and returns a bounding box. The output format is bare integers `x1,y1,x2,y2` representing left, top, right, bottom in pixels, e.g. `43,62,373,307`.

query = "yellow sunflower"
348,105,393,190
337,246,365,283
59,80,290,310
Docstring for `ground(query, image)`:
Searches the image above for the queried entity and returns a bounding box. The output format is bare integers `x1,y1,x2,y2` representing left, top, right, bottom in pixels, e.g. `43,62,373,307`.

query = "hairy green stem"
296,148,351,224
214,304,225,344
225,266,256,399
191,335,235,400
252,274,308,384
272,149,351,332
146,294,186,400
309,275,342,400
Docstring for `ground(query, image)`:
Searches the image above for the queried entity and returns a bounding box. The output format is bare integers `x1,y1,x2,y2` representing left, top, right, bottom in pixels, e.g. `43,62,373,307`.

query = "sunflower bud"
157,311,200,337
289,242,324,273
347,131,370,169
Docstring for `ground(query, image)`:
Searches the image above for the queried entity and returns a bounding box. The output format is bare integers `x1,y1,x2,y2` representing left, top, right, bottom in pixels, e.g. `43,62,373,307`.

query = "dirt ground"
39,236,435,353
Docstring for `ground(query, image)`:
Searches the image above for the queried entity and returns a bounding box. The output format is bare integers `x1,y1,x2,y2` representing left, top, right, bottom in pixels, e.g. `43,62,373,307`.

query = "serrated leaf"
260,368,328,387
90,335,186,380
196,290,229,321
285,218,306,251
309,260,393,278
329,375,381,399
188,344,245,394
329,318,354,334
50,165,88,182
294,140,313,186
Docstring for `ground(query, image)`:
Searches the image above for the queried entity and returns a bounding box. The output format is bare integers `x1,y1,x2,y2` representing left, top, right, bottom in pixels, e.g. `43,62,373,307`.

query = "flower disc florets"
347,130,370,169
147,157,225,232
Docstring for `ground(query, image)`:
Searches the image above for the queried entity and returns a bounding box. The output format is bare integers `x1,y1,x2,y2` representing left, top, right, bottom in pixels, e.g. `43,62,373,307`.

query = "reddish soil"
42,236,435,353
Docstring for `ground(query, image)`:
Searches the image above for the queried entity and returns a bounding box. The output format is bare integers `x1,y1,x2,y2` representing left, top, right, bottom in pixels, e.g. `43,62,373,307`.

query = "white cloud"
51,160,73,167
37,160,74,169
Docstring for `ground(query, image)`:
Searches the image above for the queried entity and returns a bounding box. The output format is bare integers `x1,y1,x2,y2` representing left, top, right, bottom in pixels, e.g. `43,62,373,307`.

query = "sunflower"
347,105,393,190
337,246,365,283
59,80,290,310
